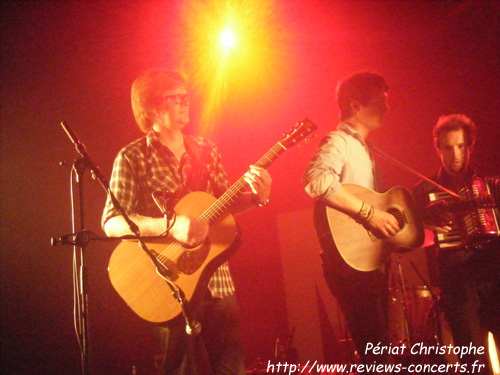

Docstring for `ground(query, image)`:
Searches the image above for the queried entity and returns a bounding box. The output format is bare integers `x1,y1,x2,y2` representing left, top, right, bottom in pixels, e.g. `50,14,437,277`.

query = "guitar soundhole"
177,240,211,275
387,207,406,229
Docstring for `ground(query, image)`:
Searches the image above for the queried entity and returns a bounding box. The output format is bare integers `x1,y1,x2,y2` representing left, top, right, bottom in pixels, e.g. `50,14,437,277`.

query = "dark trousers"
322,258,391,365
157,294,246,375
438,244,500,375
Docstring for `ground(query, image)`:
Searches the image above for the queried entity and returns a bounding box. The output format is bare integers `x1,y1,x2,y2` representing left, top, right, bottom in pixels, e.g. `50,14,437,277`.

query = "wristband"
355,202,374,224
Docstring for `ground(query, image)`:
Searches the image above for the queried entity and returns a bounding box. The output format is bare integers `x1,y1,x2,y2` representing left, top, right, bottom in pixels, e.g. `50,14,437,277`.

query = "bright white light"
219,26,236,51
489,332,500,375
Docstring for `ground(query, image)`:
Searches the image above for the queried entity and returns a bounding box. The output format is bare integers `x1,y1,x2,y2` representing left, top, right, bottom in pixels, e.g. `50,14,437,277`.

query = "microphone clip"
51,230,93,247
152,191,177,221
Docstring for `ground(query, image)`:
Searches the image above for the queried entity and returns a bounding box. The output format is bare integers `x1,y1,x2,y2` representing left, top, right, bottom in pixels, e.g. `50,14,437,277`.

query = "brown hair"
433,114,477,150
131,69,187,133
336,72,389,121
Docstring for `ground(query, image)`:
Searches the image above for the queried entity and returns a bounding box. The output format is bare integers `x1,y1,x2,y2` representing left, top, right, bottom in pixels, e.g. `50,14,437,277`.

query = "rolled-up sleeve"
101,151,138,228
303,132,347,201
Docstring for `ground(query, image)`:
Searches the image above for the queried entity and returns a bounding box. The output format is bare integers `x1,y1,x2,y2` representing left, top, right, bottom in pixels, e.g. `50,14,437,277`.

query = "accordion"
429,176,500,249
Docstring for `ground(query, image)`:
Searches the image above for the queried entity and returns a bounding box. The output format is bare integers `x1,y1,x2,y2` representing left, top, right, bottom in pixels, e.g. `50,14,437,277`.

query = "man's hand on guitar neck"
231,165,273,214
244,165,272,206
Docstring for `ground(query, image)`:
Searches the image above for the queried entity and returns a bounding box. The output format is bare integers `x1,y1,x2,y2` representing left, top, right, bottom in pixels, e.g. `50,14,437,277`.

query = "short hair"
433,114,477,150
336,72,389,121
131,69,187,133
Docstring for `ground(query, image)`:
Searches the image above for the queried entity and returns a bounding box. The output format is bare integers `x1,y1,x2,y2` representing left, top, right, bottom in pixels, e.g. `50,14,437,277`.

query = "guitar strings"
155,143,284,268
201,144,282,222
391,209,419,225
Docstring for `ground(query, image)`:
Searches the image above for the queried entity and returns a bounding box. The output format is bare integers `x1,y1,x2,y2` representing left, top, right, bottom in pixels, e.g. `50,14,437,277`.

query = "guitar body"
321,184,424,272
108,191,240,323
107,119,317,323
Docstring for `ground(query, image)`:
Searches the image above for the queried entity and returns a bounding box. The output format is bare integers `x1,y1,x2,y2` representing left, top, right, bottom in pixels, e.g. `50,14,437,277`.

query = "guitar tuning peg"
304,134,317,143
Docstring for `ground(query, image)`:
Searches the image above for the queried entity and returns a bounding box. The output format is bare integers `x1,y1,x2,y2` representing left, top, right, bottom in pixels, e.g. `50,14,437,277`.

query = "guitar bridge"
151,250,178,281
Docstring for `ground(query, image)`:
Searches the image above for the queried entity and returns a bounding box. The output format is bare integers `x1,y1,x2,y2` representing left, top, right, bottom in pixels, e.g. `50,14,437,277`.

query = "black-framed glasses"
164,93,190,105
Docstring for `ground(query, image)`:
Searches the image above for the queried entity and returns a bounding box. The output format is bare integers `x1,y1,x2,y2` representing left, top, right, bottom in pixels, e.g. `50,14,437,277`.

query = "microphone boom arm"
369,145,461,199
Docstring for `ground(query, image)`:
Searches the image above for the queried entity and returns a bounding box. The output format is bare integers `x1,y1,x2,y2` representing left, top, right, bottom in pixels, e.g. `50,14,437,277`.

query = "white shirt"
303,122,376,201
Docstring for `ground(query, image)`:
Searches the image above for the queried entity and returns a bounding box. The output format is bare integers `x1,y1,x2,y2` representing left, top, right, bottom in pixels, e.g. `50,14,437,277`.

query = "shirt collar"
146,130,195,162
146,130,161,149
145,130,181,162
146,130,187,151
337,122,368,147
437,166,476,184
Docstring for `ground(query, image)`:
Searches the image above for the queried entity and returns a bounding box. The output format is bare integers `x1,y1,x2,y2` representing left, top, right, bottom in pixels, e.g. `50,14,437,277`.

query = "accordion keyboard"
429,177,500,250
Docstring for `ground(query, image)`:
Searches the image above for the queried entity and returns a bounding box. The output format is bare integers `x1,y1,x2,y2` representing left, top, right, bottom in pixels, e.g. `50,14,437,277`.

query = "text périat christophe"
366,342,485,359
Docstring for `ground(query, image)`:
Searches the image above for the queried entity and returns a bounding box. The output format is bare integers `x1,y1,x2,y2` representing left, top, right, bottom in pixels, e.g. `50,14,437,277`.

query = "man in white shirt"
303,72,399,367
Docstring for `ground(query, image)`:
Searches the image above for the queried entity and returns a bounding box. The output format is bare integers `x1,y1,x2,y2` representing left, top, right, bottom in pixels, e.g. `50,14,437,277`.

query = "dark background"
1,1,499,374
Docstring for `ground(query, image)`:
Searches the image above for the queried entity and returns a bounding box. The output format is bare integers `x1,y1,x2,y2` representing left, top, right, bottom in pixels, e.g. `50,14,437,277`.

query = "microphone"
170,284,201,336
61,121,86,153
152,191,176,221
185,319,202,336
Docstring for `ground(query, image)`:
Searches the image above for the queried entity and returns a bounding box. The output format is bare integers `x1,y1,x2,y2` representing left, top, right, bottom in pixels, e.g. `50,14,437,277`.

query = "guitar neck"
200,141,287,224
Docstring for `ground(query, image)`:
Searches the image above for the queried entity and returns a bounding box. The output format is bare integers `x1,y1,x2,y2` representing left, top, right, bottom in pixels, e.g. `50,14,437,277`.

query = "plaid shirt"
102,130,236,298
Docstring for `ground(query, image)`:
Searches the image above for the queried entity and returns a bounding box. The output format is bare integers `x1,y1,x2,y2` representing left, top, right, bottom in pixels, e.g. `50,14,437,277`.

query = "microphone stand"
52,121,198,375
369,146,461,199
395,256,412,346
408,261,443,347
55,155,91,375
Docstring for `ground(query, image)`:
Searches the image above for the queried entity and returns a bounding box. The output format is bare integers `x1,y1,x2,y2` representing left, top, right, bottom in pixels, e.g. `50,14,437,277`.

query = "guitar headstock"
280,118,318,149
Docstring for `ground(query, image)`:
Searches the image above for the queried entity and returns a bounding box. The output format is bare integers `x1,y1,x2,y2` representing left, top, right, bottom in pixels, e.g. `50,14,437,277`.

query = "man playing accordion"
413,114,500,374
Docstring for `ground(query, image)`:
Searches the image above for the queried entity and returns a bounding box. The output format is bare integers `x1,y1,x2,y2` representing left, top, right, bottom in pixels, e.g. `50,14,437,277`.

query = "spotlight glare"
181,0,287,135
219,27,236,51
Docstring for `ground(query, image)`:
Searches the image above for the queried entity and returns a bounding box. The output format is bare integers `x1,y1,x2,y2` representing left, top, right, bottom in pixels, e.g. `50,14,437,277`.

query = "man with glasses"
102,68,272,375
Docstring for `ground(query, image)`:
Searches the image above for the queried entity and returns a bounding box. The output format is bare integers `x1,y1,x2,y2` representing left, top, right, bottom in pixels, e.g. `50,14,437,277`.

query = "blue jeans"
157,294,246,375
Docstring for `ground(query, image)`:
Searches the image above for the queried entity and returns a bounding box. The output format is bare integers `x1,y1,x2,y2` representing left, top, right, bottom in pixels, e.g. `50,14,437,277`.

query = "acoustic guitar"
318,184,425,272
108,119,317,323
